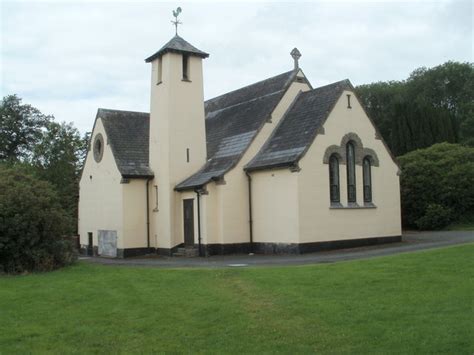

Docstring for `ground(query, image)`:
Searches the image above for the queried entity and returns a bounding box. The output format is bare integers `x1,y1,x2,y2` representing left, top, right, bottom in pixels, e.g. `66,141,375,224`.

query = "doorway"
183,199,195,247
87,232,93,256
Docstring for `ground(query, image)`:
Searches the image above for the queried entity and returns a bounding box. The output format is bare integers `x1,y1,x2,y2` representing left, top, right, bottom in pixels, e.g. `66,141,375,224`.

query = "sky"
1,0,472,133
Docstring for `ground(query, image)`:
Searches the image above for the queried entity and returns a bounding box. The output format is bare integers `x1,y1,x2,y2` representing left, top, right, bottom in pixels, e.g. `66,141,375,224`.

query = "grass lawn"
1,245,473,354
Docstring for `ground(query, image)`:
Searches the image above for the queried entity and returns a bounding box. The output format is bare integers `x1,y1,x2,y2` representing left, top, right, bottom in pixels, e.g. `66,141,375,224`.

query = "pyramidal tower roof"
145,35,209,62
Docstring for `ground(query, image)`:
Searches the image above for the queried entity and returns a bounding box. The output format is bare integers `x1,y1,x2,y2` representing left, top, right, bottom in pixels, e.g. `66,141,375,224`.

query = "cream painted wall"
200,75,311,246
200,183,223,245
122,179,149,249
297,90,402,243
78,118,124,249
148,52,207,249
79,121,154,251
252,169,300,243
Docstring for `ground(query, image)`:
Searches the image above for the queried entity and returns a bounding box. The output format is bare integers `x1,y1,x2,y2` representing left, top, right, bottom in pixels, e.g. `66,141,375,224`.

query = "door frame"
183,199,195,247
87,232,93,256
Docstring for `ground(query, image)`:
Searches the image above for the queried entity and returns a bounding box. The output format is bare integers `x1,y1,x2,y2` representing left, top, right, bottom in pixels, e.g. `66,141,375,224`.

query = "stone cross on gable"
291,48,302,70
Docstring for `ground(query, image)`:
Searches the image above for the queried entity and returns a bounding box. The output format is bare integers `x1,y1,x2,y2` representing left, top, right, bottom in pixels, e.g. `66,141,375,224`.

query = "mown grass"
1,244,473,354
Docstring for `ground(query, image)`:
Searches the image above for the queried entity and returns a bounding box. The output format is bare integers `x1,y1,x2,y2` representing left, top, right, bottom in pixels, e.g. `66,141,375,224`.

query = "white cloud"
1,0,472,133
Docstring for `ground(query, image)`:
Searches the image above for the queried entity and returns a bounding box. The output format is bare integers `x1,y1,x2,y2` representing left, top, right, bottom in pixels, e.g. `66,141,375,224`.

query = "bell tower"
145,14,209,250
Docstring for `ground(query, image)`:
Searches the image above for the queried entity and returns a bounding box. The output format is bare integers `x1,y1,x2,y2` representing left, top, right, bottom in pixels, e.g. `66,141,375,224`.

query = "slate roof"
145,35,209,62
175,70,299,190
245,79,353,171
98,108,154,178
91,74,352,185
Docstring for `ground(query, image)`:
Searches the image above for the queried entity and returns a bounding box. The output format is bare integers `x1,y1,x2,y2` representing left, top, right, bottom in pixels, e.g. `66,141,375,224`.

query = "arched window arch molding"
323,146,345,164
323,133,379,167
340,132,363,150
361,148,379,167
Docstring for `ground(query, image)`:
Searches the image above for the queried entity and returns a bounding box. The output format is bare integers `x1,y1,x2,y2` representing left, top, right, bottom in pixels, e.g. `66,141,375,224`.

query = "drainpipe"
146,178,151,250
195,188,203,257
245,171,254,253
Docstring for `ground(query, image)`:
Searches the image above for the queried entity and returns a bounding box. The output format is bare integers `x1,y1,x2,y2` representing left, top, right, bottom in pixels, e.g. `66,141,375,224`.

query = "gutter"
122,174,154,179
245,161,295,173
194,188,203,257
245,171,254,253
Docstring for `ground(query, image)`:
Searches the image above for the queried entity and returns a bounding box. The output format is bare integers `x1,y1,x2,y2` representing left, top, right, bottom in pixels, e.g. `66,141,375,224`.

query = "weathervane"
291,48,301,70
171,7,182,35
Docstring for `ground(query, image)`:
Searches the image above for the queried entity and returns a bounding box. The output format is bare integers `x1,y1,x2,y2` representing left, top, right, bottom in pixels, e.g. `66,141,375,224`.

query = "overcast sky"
1,0,472,133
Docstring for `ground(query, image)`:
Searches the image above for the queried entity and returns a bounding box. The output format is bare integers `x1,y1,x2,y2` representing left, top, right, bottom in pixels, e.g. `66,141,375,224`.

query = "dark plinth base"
81,236,402,258
203,235,402,256
116,248,156,258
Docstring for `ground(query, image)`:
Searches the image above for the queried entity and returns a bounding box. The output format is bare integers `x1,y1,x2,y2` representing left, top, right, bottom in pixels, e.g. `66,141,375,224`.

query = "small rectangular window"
186,148,190,163
157,58,162,84
182,54,189,81
347,94,352,109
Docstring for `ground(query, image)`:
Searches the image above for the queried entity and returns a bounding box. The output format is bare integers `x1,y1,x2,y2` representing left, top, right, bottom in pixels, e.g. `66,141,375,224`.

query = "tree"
399,143,474,229
0,95,50,162
355,61,474,156
406,61,474,144
456,89,474,146
33,121,89,233
356,81,404,152
1,95,89,233
0,165,76,273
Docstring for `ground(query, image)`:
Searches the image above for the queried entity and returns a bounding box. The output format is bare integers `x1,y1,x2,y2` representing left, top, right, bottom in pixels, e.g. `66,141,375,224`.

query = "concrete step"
185,247,198,257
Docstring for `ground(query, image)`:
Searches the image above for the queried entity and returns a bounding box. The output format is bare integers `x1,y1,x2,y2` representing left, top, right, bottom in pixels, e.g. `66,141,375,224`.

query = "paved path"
81,230,474,268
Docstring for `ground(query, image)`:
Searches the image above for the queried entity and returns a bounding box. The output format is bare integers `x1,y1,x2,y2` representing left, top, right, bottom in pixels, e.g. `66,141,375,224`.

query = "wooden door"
183,199,195,247
87,232,93,256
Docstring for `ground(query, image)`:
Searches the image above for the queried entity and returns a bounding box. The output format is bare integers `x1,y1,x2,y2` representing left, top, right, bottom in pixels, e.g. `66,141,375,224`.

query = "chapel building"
78,34,402,257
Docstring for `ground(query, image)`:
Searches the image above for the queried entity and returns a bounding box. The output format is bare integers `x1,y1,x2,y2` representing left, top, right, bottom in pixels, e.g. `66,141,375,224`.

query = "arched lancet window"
329,154,340,203
346,141,356,203
363,157,372,203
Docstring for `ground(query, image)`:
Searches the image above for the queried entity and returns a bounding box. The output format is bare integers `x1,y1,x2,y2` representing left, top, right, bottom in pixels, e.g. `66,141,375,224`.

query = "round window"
93,133,104,163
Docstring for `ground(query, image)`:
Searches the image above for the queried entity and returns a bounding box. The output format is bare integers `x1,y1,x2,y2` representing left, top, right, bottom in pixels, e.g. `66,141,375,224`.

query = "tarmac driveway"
81,230,474,268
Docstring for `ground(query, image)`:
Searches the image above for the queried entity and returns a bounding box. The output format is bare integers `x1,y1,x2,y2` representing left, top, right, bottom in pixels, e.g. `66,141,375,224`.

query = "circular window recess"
93,133,104,163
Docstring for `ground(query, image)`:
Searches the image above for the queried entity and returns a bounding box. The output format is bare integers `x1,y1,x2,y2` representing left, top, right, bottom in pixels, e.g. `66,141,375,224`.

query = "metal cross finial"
171,7,182,35
291,48,302,70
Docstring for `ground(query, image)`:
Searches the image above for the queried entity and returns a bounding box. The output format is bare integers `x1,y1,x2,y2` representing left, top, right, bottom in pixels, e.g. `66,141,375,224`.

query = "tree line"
0,95,89,234
355,61,474,156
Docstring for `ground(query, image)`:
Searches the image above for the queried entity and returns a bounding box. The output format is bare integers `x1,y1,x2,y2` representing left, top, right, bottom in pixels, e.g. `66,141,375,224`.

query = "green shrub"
0,166,76,273
415,204,453,230
399,143,474,229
